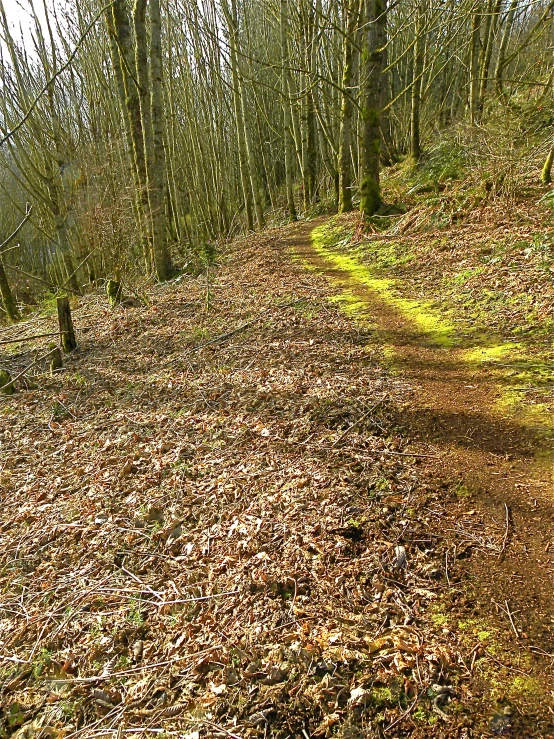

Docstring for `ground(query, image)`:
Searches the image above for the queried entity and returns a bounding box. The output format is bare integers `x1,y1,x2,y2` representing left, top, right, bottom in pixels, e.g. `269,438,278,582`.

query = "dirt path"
290,219,554,653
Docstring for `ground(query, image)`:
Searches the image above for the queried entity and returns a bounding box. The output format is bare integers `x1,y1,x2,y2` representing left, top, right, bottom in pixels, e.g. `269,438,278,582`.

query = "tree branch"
0,1,115,148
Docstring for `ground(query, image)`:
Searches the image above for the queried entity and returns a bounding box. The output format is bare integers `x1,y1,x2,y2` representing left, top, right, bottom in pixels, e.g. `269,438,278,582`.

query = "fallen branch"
49,645,223,684
0,347,54,394
0,331,60,346
186,299,304,354
188,319,256,353
499,503,510,554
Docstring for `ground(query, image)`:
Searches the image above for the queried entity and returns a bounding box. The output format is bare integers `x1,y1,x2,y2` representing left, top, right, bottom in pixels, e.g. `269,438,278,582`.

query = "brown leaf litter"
0,222,553,739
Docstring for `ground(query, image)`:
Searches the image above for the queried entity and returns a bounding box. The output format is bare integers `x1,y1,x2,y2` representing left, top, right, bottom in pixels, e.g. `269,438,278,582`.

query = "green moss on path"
311,222,457,348
307,219,552,434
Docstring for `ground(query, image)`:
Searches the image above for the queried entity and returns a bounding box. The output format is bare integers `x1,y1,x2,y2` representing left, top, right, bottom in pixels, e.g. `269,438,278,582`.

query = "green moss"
431,612,448,628
453,482,471,498
495,390,552,428
356,239,414,270
413,707,438,726
370,685,395,707
307,219,552,436
328,291,370,320
311,223,457,347
462,342,524,364
511,675,542,697
430,603,449,628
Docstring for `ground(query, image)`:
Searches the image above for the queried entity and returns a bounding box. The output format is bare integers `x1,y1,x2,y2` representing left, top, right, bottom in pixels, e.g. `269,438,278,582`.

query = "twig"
364,448,439,459
330,396,388,448
499,503,510,554
121,566,164,603
484,649,530,675
0,3,116,147
155,590,240,606
4,264,81,295
384,690,425,732
0,205,32,252
496,599,520,638
191,720,244,739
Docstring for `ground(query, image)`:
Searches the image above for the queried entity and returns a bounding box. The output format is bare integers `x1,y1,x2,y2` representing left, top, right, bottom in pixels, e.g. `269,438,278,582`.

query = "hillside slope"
0,219,552,739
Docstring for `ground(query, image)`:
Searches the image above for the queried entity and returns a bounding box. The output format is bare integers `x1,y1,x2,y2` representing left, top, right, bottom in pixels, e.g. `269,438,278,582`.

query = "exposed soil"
0,220,553,739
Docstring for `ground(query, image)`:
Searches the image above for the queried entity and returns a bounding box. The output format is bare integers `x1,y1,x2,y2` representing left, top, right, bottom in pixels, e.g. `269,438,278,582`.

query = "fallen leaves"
0,224,544,739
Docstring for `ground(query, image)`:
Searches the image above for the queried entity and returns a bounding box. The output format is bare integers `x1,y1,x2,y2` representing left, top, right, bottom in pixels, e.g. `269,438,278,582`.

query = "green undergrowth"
429,600,549,714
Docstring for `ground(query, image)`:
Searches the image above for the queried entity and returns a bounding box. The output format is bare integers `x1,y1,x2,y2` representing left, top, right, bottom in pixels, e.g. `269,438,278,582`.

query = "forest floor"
0,208,553,739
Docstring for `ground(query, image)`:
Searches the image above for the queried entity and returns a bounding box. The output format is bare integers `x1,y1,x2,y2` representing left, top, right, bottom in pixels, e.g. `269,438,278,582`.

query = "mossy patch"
328,292,371,322
311,222,457,348
462,342,524,364
304,219,552,435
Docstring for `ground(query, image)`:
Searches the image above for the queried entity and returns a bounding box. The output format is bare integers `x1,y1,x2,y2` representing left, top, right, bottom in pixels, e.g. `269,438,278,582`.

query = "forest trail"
289,218,554,656
1,220,554,738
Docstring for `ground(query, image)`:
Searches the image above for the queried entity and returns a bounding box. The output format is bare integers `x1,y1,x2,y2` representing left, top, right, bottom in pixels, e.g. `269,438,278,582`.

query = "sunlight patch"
311,223,457,347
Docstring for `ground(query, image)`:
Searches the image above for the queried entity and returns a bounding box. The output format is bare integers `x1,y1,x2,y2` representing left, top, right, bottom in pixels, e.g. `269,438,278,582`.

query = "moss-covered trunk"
541,146,554,185
359,0,385,219
338,0,361,213
0,258,19,321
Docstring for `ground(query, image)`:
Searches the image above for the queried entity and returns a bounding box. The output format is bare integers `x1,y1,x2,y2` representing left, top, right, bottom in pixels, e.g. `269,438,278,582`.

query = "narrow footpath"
289,218,554,665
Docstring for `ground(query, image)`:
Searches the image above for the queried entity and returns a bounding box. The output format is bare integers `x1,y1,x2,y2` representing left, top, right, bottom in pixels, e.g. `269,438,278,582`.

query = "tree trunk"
478,0,502,109
281,0,297,221
149,0,173,279
106,2,151,268
469,7,482,124
224,1,254,231
50,347,64,374
0,258,19,321
494,0,518,101
301,0,317,208
134,0,155,268
338,0,361,213
380,18,396,166
359,0,385,219
57,296,77,353
230,0,265,229
410,0,426,161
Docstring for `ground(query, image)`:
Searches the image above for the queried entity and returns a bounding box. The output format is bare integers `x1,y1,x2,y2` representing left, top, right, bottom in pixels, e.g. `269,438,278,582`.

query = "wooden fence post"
57,296,77,353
